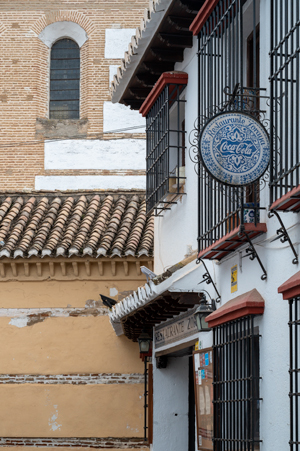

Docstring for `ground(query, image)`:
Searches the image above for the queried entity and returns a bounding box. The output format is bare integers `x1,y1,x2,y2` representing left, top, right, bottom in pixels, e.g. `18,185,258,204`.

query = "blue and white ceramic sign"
199,112,270,186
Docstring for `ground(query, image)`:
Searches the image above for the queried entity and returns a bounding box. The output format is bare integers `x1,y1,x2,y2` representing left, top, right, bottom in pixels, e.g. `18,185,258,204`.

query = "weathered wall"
0,0,147,191
0,256,150,448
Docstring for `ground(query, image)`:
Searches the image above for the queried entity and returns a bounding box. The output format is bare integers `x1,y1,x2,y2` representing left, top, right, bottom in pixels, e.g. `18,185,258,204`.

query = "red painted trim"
197,223,267,260
278,271,300,300
190,0,219,36
139,72,188,117
206,289,265,328
270,184,300,212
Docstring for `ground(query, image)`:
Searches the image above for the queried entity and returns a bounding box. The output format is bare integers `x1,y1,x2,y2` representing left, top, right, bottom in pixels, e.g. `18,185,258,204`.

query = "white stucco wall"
154,40,199,275
35,175,145,190
103,102,145,133
44,139,146,170
104,29,135,59
38,22,88,48
153,356,189,451
151,1,295,450
109,65,119,84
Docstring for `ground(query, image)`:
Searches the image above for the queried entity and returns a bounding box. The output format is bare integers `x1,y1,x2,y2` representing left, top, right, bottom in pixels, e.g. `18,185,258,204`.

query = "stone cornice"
0,256,153,281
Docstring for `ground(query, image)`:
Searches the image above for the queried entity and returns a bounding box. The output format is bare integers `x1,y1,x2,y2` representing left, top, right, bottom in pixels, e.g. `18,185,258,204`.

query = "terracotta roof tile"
0,193,153,259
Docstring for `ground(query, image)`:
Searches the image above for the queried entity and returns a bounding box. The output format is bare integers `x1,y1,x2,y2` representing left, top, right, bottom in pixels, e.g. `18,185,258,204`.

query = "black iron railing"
270,1,300,205
213,316,261,450
289,297,300,450
146,84,186,215
197,0,262,253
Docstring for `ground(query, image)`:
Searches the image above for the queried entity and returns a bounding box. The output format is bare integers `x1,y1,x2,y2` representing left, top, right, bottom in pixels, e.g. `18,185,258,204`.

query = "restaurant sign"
199,112,270,186
155,307,198,349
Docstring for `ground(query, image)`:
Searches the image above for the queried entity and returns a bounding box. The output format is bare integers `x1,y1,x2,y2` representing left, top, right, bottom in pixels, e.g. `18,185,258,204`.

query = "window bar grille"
270,0,300,205
213,315,261,450
289,297,300,450
197,0,261,254
146,84,186,215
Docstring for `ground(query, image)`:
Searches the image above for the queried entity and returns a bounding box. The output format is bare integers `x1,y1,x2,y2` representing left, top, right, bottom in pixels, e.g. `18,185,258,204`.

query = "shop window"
289,296,300,450
145,81,186,216
50,39,80,119
213,316,261,450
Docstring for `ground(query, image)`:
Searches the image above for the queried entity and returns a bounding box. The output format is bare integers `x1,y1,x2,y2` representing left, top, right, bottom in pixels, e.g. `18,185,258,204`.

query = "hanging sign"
199,112,270,186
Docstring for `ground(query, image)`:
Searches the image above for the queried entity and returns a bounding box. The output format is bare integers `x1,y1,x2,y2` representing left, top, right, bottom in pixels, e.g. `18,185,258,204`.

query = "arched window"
50,39,80,119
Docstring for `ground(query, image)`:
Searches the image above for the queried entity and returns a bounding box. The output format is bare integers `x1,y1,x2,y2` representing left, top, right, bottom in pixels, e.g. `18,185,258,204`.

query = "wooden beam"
150,48,184,62
167,15,194,31
158,32,193,48
129,87,151,99
142,61,174,75
178,0,202,14
135,73,159,87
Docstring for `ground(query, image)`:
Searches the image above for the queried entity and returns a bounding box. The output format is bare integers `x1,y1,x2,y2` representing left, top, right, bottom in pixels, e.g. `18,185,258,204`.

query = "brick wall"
0,1,147,190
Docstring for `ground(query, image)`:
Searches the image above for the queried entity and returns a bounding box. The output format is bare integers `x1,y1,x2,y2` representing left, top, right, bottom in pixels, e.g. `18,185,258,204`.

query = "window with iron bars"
197,0,262,253
270,1,300,205
213,316,261,450
146,83,186,215
289,296,300,450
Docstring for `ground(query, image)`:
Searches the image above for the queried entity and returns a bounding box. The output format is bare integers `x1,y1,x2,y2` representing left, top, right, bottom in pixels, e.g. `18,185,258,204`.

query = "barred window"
197,0,261,254
146,81,186,215
50,39,80,119
213,316,261,450
270,1,300,206
289,297,300,450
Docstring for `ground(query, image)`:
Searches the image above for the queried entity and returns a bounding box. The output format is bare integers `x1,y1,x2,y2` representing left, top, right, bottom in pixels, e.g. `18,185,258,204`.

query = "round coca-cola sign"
199,112,270,186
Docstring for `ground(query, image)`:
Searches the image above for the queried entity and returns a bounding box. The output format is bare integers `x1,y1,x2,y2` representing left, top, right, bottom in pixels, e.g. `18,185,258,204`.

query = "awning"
198,223,267,260
278,271,300,300
206,288,265,328
109,254,207,340
270,184,300,213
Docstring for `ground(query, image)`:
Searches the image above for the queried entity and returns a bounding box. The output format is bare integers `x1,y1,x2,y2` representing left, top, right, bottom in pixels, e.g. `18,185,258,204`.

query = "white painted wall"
35,175,146,191
104,29,135,59
154,40,199,274
152,355,189,451
150,1,297,450
103,102,145,133
38,22,88,48
44,139,146,170
109,65,119,84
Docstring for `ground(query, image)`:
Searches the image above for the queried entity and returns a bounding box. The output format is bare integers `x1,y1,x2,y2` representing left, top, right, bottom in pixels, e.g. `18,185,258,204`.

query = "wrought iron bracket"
196,258,221,303
240,228,267,280
268,210,298,264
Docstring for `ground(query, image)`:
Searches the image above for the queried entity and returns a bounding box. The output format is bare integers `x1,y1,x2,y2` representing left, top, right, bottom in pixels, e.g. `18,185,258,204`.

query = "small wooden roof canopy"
122,291,201,341
118,0,204,110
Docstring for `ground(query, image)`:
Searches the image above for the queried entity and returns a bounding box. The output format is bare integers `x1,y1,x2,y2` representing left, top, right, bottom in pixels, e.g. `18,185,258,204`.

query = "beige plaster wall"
0,385,144,437
0,316,143,374
0,278,142,308
0,270,148,446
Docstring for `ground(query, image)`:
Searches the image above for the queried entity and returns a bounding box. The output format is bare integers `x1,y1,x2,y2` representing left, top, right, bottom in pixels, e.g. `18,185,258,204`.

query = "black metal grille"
270,1,300,205
197,0,261,253
146,84,186,215
50,39,80,119
289,296,300,450
213,316,261,450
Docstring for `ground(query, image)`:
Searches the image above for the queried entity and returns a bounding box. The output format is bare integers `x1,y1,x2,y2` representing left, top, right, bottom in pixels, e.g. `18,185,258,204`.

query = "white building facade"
109,1,300,450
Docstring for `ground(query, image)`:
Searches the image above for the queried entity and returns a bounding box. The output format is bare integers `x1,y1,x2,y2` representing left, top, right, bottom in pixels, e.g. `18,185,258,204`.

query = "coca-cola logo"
200,112,270,186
